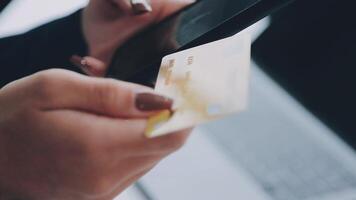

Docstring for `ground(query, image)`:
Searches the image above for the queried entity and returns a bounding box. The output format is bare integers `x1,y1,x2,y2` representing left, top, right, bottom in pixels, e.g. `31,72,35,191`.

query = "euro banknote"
146,32,251,137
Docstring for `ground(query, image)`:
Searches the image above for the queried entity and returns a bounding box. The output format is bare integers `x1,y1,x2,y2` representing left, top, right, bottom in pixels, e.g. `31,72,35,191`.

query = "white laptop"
138,63,356,200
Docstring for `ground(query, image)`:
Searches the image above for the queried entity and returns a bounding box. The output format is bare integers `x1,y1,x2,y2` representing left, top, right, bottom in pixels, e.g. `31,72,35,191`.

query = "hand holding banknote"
0,70,191,200
0,0,194,198
147,33,251,137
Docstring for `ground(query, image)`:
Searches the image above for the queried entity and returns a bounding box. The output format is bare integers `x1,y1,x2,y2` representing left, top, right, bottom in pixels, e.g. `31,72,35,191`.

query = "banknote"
146,33,251,137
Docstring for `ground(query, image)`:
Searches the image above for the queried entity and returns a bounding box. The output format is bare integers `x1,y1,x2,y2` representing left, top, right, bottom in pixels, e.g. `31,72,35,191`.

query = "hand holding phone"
107,0,295,86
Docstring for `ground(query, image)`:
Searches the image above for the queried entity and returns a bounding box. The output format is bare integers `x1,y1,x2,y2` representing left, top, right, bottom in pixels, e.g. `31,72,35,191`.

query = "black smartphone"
107,0,295,86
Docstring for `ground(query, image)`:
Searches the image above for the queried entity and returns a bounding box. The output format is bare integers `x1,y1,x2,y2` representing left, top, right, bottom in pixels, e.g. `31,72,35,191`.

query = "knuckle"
91,81,118,113
31,70,60,102
31,69,75,103
92,80,134,115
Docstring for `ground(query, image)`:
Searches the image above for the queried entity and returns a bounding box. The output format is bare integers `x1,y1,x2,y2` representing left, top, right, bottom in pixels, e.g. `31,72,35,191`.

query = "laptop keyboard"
205,121,356,200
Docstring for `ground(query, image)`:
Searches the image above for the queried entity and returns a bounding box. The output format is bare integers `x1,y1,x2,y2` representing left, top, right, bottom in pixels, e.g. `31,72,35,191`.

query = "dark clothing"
253,0,356,148
0,10,88,87
0,0,11,12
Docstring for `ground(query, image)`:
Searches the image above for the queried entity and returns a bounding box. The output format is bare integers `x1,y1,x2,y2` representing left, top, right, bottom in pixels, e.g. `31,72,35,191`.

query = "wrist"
82,8,120,65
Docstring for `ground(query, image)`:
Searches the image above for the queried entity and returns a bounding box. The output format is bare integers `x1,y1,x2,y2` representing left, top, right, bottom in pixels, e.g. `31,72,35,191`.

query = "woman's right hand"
0,69,191,200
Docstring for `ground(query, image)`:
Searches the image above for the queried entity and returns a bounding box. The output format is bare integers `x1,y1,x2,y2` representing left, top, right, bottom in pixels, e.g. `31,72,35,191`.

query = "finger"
106,167,153,200
41,110,149,172
121,0,196,24
153,0,196,21
110,0,133,14
42,109,148,144
150,127,192,153
102,120,192,157
105,154,161,199
131,0,153,14
111,0,153,15
134,128,193,155
41,110,150,198
35,70,173,118
50,110,175,158
70,55,107,77
46,108,189,153
111,169,153,199
109,155,158,184
82,56,107,77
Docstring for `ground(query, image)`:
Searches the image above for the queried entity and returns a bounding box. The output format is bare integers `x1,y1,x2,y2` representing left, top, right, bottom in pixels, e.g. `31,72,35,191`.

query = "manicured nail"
131,0,152,15
135,93,173,111
80,58,88,66
70,55,84,68
70,55,94,76
70,55,91,71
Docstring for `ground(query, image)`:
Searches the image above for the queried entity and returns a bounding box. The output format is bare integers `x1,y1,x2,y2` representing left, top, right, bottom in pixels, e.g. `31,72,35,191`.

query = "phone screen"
108,0,293,86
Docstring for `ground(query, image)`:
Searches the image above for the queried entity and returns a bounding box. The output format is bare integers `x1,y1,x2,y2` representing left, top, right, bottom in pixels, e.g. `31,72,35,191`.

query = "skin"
0,69,191,200
82,0,196,74
0,0,195,199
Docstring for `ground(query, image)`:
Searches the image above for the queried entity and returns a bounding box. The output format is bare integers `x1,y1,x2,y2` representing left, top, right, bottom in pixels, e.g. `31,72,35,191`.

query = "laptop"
137,60,356,200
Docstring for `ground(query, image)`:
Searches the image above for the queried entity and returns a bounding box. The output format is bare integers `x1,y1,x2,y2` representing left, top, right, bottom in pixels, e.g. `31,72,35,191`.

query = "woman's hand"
81,0,195,71
0,69,191,200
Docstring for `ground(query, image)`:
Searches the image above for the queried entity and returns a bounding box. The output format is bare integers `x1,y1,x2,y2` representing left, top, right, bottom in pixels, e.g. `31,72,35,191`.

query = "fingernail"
70,55,92,76
135,93,173,111
131,0,152,15
70,55,90,69
70,55,84,68
80,58,88,66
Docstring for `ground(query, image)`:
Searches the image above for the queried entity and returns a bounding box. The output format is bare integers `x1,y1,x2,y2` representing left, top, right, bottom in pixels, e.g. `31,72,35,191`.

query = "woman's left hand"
81,0,195,74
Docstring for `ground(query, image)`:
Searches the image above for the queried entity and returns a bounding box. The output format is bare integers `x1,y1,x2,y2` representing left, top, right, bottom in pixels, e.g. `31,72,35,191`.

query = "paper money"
146,33,251,137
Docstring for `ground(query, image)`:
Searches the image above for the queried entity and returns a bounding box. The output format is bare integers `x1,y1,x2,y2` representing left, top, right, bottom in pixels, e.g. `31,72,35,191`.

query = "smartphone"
107,0,295,86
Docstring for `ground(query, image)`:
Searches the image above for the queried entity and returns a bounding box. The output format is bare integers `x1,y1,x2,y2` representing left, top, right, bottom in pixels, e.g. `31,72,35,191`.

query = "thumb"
154,0,197,21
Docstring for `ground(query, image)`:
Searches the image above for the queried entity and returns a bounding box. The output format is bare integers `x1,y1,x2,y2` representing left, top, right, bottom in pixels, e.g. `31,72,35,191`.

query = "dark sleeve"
0,10,88,87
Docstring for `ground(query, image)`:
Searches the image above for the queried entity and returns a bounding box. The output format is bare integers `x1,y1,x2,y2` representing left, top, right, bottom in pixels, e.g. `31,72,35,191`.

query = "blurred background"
1,1,356,200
